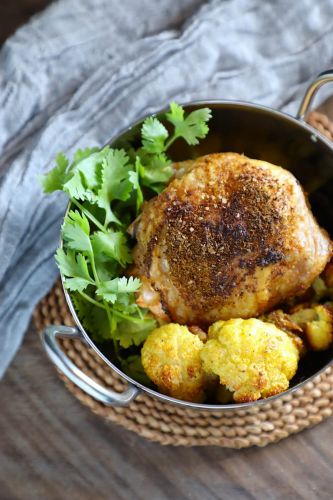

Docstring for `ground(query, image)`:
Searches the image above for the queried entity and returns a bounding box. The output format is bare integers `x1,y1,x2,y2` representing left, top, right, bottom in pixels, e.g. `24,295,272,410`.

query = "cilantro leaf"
63,150,105,202
96,149,132,225
166,101,185,123
141,117,168,154
91,230,132,268
56,248,93,291
128,157,144,212
96,276,141,304
166,102,212,145
139,153,173,192
61,210,92,254
72,147,100,167
64,278,92,292
41,153,69,193
93,254,120,282
120,355,153,386
71,292,110,340
114,314,156,348
72,283,155,348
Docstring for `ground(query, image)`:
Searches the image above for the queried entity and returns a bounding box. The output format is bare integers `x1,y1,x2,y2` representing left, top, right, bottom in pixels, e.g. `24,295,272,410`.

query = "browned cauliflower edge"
200,318,301,403
141,323,208,403
260,310,305,355
290,304,333,351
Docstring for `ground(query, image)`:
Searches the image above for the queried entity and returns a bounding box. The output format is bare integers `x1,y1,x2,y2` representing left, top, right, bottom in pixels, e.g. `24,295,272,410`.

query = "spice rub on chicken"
131,153,332,326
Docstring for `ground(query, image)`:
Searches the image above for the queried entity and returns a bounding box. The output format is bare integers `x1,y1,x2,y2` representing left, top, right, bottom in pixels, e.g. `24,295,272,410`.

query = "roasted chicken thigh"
131,153,332,326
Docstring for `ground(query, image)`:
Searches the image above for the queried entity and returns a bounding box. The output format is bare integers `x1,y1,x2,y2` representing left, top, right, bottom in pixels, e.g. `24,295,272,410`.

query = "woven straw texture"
33,111,333,448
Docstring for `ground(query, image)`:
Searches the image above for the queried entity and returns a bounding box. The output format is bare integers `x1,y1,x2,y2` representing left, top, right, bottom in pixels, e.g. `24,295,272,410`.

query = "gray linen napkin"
1,0,333,377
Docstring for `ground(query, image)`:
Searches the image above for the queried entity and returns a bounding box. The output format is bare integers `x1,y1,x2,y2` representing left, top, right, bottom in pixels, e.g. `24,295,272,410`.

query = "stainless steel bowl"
42,70,333,410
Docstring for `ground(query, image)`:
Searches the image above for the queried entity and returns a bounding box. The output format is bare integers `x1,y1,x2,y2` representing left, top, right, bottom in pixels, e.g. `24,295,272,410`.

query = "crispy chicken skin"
132,153,332,326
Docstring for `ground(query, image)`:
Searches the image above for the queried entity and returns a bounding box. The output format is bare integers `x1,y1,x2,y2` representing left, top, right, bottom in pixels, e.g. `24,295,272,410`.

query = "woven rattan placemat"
33,111,333,448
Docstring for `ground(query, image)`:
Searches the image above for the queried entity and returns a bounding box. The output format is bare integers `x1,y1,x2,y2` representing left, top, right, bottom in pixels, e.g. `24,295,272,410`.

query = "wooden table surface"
1,3,333,500
0,324,332,500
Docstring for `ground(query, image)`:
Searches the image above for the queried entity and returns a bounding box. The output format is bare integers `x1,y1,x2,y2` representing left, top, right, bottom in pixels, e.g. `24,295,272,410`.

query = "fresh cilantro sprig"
41,102,211,366
136,102,212,194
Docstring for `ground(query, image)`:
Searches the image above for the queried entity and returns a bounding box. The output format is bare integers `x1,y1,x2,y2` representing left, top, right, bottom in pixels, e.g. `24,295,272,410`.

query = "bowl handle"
41,325,140,406
297,70,333,120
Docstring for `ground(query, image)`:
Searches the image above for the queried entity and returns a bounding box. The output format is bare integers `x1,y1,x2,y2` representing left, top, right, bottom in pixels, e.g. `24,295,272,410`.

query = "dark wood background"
0,3,333,499
1,325,332,500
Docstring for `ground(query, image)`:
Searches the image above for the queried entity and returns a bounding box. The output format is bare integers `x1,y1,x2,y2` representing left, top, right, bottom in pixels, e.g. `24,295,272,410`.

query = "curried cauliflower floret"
311,276,331,302
262,310,303,336
290,304,333,351
141,323,207,402
262,310,305,355
201,318,300,403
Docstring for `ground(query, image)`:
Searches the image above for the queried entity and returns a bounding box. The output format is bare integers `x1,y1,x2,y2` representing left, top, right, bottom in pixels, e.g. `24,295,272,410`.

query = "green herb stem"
79,291,105,309
113,309,146,323
104,301,120,356
90,254,100,286
164,133,179,151
71,199,106,233
90,247,120,354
